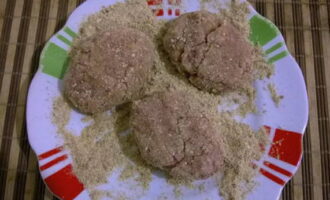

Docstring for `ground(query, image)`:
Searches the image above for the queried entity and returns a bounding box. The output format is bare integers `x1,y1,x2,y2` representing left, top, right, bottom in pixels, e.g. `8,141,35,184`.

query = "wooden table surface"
0,0,329,199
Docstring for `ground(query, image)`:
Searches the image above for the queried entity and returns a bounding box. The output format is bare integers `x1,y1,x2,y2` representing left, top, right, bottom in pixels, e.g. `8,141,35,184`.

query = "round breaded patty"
64,27,155,114
131,90,224,180
163,11,253,93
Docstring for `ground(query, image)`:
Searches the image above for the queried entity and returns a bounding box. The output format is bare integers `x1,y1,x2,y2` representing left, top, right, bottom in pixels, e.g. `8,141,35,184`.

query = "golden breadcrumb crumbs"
52,1,274,200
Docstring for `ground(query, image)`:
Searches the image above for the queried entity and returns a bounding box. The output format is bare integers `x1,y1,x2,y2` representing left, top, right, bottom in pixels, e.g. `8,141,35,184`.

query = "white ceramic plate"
26,0,308,199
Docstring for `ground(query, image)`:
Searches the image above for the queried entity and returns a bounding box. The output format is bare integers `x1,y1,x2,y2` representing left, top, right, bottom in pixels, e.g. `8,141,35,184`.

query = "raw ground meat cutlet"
163,11,254,93
64,27,155,114
131,89,224,180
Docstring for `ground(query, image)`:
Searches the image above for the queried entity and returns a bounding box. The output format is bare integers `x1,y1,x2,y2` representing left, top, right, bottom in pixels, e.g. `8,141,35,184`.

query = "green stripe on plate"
265,42,284,55
57,34,72,46
64,26,78,38
249,15,279,46
268,51,288,63
41,42,70,79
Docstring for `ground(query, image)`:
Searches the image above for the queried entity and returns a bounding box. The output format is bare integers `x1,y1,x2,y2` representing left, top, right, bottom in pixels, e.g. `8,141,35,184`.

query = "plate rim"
26,0,309,199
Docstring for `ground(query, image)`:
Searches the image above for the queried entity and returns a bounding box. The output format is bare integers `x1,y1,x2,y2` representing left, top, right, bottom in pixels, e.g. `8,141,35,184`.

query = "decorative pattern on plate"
27,0,308,199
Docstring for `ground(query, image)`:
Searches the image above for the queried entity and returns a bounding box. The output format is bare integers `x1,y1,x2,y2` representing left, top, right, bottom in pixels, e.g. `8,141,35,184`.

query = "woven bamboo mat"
0,0,329,199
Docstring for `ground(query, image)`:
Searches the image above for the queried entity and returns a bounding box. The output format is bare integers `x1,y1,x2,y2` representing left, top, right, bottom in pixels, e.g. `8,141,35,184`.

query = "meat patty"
64,27,155,114
163,11,253,93
131,90,224,180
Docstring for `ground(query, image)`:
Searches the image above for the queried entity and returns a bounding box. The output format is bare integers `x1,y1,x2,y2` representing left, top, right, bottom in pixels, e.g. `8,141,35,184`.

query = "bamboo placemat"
0,0,329,199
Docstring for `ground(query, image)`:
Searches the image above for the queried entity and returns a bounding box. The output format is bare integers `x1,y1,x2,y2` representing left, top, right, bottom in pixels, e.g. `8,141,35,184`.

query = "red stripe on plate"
175,9,180,16
38,146,63,160
264,161,293,177
268,129,302,166
153,9,164,16
260,168,285,185
147,0,162,5
40,155,68,171
44,164,84,200
168,9,172,15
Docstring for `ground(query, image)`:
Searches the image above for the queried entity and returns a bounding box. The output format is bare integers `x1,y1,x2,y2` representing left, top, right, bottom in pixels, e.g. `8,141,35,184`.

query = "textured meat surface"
131,90,224,180
64,27,155,114
163,11,253,93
